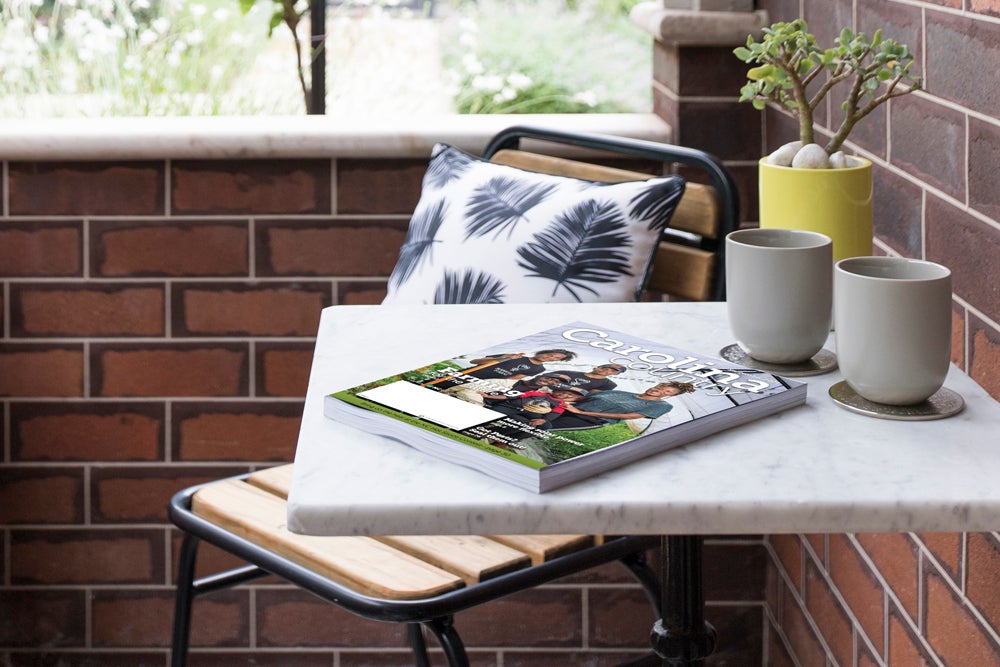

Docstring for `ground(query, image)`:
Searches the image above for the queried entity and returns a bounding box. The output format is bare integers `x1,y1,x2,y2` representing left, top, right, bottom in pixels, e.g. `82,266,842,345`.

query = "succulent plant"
735,19,921,166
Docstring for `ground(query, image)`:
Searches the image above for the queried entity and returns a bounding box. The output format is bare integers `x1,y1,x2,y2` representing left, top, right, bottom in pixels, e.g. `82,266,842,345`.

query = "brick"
804,558,853,666
501,651,642,667
8,161,164,215
336,158,427,215
803,534,825,563
0,222,82,277
188,653,334,667
587,588,653,648
172,159,331,215
0,590,86,647
11,402,163,461
856,532,920,620
10,283,164,337
890,95,966,201
92,343,248,397
337,280,389,305
691,605,763,666
924,567,1000,664
972,0,1000,17
454,589,584,648
766,559,781,620
92,220,249,277
766,622,797,667
91,588,248,648
257,219,407,277
918,532,964,582
256,588,407,647
256,343,314,397
11,528,164,585
769,534,803,593
5,652,168,666
927,197,1000,324
703,542,767,601
967,532,1000,637
970,117,1000,220
926,12,1000,118
763,107,800,156
174,282,327,337
0,467,84,524
828,534,884,654
970,315,1000,400
92,466,244,523
0,344,84,397
677,101,762,161
169,526,270,582
924,0,961,7
655,45,750,97
172,402,301,461
780,581,828,666
872,166,923,258
952,305,966,369
888,604,936,666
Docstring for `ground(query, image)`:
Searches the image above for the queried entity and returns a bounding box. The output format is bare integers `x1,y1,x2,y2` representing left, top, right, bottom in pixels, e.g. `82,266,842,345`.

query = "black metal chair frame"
481,124,740,302
170,127,741,666
169,474,663,667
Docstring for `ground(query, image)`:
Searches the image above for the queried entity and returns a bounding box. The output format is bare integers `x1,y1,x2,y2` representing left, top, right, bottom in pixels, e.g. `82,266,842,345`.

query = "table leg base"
651,618,717,666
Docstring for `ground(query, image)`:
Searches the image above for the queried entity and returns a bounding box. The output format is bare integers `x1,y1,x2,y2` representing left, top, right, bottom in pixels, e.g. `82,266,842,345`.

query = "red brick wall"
0,151,766,664
741,1,1000,664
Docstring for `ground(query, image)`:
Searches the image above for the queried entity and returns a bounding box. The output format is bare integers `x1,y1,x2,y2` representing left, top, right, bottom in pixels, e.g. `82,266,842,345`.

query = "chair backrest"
482,126,740,302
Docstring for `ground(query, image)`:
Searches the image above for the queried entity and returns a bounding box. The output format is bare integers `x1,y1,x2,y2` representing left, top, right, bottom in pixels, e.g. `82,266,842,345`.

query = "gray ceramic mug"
834,257,952,405
726,228,833,364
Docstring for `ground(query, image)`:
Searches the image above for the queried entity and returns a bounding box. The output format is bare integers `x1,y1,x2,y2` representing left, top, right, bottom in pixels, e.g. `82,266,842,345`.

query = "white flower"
189,3,206,16
471,74,503,92
212,8,229,21
152,17,170,33
139,28,158,46
572,90,599,107
461,53,483,76
507,72,532,89
186,28,204,45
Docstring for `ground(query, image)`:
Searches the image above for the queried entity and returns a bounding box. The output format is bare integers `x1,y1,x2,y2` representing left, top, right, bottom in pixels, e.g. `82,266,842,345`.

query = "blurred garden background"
0,0,652,116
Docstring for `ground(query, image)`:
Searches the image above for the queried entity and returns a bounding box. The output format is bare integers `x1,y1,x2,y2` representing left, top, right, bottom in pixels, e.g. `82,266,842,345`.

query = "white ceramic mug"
726,228,833,364
834,257,952,405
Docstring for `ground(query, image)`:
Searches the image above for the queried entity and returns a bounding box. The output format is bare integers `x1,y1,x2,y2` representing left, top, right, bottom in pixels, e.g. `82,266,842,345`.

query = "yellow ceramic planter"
758,157,873,262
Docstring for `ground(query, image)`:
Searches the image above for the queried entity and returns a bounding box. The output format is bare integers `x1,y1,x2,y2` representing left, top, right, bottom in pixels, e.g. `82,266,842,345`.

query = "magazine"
324,321,807,493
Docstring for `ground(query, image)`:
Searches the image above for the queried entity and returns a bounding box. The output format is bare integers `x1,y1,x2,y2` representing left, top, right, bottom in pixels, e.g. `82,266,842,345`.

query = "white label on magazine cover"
358,381,503,431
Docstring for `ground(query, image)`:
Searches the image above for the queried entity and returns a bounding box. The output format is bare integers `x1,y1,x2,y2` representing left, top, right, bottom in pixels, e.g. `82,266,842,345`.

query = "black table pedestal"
651,535,717,666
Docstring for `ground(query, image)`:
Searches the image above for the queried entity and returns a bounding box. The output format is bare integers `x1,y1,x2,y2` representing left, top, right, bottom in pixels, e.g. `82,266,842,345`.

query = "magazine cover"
325,321,807,492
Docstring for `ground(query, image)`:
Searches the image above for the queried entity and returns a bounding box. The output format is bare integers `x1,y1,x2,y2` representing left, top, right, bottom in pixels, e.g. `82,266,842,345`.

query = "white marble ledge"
0,113,671,161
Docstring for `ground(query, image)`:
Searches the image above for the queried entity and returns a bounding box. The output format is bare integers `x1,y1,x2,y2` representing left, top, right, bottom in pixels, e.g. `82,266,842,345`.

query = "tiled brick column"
740,1,1000,665
0,119,768,665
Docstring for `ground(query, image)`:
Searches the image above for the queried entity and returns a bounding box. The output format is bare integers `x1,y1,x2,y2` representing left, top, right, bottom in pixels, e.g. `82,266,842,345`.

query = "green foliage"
443,0,651,115
734,18,920,154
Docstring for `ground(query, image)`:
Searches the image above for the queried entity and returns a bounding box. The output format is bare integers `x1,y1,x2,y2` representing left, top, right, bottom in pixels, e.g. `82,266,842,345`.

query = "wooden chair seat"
170,125,740,667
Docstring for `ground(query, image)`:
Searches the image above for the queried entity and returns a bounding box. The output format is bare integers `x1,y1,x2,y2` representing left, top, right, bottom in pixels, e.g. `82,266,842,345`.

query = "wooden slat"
377,535,531,585
247,464,294,497
488,534,594,566
490,149,720,239
647,243,715,302
193,479,465,599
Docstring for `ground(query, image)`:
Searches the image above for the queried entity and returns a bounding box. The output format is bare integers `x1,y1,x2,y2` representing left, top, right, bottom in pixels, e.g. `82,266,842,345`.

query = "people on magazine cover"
550,381,696,429
464,349,577,380
511,372,572,393
481,386,587,429
559,363,625,393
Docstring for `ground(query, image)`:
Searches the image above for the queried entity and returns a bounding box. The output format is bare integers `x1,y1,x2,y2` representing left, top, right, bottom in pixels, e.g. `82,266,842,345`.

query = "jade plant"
734,19,921,168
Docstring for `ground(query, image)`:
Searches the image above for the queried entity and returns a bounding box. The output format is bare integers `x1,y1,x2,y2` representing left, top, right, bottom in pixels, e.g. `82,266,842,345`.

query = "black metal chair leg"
651,535,717,666
408,622,432,667
171,533,201,667
423,616,470,667
619,550,664,618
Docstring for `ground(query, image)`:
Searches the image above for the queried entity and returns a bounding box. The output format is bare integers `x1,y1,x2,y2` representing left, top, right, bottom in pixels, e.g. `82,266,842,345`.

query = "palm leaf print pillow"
382,143,686,304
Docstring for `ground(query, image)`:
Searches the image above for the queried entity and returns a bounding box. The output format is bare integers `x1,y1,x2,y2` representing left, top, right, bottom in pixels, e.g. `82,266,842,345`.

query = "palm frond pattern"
628,178,686,232
425,146,476,190
517,200,633,301
388,198,448,290
464,176,558,240
434,269,507,304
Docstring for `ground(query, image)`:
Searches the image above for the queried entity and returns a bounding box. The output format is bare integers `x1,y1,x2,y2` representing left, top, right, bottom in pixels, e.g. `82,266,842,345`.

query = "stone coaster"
719,343,838,377
828,381,965,421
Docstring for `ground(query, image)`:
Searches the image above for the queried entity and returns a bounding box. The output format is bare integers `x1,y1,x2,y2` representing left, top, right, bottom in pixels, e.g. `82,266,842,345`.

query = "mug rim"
835,256,951,282
726,228,832,250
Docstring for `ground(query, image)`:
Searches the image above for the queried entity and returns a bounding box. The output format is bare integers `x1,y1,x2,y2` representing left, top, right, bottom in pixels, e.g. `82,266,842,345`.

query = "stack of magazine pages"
325,321,806,493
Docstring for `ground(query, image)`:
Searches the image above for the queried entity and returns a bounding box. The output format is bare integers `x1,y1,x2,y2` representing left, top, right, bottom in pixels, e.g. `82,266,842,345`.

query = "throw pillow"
382,143,686,304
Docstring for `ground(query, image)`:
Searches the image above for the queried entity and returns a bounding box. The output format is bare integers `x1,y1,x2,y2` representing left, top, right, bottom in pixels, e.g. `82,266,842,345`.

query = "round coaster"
719,343,838,377
828,381,965,421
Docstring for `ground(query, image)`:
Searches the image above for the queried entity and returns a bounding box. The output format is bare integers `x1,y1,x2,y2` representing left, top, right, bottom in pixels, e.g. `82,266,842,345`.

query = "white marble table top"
287,302,1000,537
